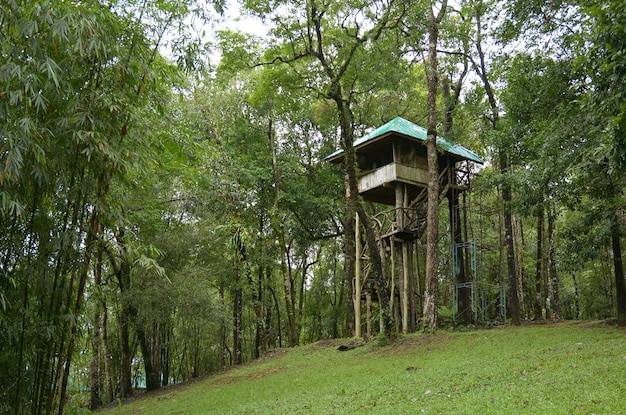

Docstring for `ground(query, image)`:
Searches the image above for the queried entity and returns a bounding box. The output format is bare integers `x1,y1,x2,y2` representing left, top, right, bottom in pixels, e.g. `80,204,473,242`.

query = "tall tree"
583,0,626,324
463,0,522,324
244,0,415,335
498,52,581,321
422,0,448,329
498,0,626,324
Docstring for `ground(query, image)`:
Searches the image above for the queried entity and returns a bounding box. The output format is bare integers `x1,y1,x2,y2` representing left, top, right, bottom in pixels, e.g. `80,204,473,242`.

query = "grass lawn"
97,321,626,414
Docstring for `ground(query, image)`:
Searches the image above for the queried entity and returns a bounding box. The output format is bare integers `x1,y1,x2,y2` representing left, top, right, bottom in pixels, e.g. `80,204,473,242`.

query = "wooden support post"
390,238,396,328
366,291,372,339
396,183,404,230
414,242,422,320
402,241,410,334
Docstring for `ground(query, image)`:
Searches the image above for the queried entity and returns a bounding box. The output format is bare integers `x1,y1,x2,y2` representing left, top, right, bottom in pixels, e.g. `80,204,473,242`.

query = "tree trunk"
90,310,102,410
544,235,552,320
610,210,626,325
514,218,527,318
500,151,522,325
101,307,114,403
161,325,171,387
58,213,100,415
233,277,243,364
548,204,560,321
119,269,134,397
343,199,356,336
232,230,246,364
603,247,614,315
423,0,447,330
470,2,522,325
533,206,544,320
89,248,103,411
152,324,162,386
571,271,580,320
498,200,505,288
442,42,469,325
136,322,160,391
219,287,229,370
251,216,266,356
298,255,313,337
268,285,282,348
106,230,135,399
355,214,362,338
253,265,265,359
267,111,299,346
280,243,298,347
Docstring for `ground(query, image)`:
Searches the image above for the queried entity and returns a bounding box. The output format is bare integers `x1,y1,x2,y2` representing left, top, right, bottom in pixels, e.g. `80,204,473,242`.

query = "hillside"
98,322,625,415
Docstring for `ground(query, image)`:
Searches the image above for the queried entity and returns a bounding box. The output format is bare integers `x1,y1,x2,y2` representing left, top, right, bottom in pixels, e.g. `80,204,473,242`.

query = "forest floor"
95,320,625,414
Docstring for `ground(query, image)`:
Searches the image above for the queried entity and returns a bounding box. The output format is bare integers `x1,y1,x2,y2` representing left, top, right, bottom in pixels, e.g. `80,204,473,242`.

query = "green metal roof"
325,116,484,164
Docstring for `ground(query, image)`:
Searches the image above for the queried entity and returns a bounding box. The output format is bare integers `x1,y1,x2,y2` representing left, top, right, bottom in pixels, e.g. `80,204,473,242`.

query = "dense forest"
1,0,625,414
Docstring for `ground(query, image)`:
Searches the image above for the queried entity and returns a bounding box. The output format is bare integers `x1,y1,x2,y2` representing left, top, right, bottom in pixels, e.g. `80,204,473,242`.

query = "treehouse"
325,116,485,335
325,116,483,239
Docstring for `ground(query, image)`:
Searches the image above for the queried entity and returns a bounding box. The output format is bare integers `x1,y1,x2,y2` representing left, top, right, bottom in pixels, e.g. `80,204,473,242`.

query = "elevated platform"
358,163,427,206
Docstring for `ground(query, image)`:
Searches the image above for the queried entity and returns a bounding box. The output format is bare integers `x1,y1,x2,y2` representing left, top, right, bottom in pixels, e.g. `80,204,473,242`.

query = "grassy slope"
99,322,626,415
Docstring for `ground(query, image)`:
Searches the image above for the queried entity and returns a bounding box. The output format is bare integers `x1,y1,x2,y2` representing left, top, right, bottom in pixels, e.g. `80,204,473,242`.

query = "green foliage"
0,0,224,412
438,305,456,327
583,0,626,172
4,0,626,412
